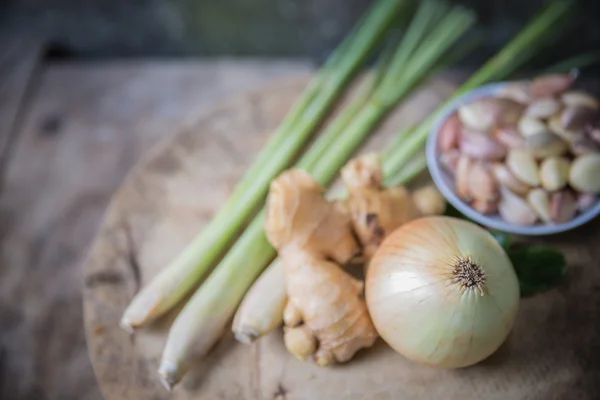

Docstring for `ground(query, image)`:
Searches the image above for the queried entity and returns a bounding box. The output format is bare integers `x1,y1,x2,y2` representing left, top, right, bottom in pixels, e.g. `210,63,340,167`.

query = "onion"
365,216,519,368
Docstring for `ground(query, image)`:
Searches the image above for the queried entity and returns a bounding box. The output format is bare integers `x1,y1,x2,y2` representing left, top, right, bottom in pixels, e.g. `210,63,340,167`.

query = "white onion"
366,216,519,368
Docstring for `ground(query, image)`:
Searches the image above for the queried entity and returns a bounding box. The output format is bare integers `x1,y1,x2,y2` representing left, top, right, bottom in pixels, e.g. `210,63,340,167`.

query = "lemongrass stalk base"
158,361,178,391
232,259,287,343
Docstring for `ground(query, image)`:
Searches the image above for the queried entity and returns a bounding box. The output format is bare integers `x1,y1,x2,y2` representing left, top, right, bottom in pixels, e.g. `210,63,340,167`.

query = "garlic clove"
438,113,461,152
569,154,600,193
506,149,540,186
467,162,498,205
561,91,600,110
590,128,600,144
496,82,531,104
518,117,547,137
440,149,461,175
560,107,599,131
497,98,526,126
523,131,568,159
492,163,530,196
548,114,581,142
498,186,538,226
456,155,472,200
457,98,523,131
549,190,578,223
472,198,498,215
530,73,576,98
539,156,570,191
524,97,562,119
527,188,552,223
457,101,493,131
577,193,597,212
493,125,525,149
569,134,600,155
459,128,506,160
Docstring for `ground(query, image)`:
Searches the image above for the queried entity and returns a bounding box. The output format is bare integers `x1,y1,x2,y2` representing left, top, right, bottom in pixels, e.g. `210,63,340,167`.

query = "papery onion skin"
366,216,519,368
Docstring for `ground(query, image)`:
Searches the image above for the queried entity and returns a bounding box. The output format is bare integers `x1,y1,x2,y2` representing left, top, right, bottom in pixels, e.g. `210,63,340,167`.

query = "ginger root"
412,185,447,216
341,154,422,262
261,156,446,364
265,169,377,365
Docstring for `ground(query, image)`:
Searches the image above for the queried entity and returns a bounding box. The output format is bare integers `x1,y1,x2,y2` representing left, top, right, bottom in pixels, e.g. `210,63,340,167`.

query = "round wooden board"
83,75,600,400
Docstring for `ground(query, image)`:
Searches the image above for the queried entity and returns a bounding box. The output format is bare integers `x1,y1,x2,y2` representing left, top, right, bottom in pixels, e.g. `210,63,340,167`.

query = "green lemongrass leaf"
311,5,475,181
297,31,399,170
387,151,427,186
543,50,600,74
460,1,573,92
382,125,415,159
381,36,482,162
377,0,447,91
373,8,476,107
507,245,567,296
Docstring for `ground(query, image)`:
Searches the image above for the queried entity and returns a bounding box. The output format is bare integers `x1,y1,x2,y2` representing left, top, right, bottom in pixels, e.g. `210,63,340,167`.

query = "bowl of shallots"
427,74,600,235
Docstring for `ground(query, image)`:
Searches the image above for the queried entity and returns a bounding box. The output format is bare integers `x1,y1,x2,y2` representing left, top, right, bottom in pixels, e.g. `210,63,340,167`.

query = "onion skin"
366,217,519,368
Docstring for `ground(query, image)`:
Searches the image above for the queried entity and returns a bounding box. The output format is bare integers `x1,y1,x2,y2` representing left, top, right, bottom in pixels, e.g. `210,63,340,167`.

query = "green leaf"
507,245,567,296
489,230,513,250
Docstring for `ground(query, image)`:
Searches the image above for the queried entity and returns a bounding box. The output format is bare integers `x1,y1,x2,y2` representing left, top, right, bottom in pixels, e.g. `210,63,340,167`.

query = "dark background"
1,0,599,70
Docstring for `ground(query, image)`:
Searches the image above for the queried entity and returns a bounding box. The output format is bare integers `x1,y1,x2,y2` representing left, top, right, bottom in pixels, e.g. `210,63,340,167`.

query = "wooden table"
4,39,600,400
0,41,312,400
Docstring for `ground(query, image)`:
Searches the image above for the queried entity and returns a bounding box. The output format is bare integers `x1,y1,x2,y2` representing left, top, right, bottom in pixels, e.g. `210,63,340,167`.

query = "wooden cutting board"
82,75,600,400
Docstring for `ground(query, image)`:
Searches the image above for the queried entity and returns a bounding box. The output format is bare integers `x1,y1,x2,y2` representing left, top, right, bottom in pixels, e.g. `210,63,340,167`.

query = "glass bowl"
426,82,600,235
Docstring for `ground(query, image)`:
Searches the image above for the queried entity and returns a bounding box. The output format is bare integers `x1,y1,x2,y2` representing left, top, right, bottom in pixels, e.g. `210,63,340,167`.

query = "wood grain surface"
0,37,43,175
0,59,312,400
83,72,600,400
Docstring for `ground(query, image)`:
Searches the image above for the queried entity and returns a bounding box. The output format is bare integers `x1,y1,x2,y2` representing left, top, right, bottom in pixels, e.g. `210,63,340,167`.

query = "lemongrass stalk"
380,35,483,161
460,1,572,93
295,0,450,173
311,9,475,182
389,151,428,186
231,258,286,343
543,50,600,74
297,33,399,170
159,6,476,387
376,0,447,89
383,1,573,181
159,214,272,389
243,1,410,175
120,0,409,330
